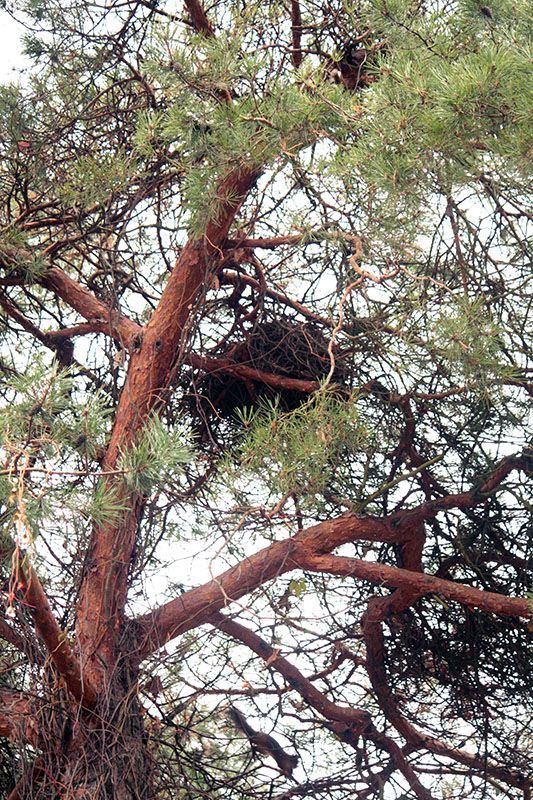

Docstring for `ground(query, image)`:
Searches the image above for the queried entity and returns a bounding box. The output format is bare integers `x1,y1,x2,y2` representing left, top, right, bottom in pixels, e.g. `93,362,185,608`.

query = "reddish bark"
184,0,215,37
187,352,323,394
19,566,97,708
420,453,530,516
290,1,303,68
0,293,49,344
211,611,372,730
75,168,258,688
0,689,38,746
0,249,140,347
134,469,530,658
134,513,401,656
300,553,530,618
41,267,141,348
351,509,532,793
211,613,434,800
0,617,26,653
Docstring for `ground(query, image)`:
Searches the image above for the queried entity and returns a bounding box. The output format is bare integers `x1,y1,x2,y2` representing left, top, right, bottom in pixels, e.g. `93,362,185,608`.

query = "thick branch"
212,612,373,729
0,616,27,653
419,452,530,516
184,0,215,37
40,267,142,347
135,455,529,658
19,566,96,708
0,293,50,346
76,168,258,686
355,518,532,792
134,513,400,657
363,602,531,790
299,553,530,618
0,291,116,373
0,245,141,347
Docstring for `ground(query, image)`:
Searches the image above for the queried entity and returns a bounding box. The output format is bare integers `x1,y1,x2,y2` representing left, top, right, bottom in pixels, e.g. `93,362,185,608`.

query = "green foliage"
0,0,530,795
332,0,532,221
84,479,129,528
229,392,368,502
288,576,307,599
0,227,46,281
0,359,116,548
135,31,355,234
118,416,192,495
57,151,137,209
0,357,111,461
431,297,517,393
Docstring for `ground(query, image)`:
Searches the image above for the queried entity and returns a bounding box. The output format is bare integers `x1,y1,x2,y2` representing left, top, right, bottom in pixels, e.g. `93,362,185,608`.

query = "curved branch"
362,607,530,791
40,267,142,347
211,613,434,800
299,553,530,618
0,246,142,348
134,455,529,658
134,513,401,657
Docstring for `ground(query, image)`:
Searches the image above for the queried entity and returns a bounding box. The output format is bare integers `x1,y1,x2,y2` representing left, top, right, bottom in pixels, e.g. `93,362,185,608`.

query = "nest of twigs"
186,318,350,442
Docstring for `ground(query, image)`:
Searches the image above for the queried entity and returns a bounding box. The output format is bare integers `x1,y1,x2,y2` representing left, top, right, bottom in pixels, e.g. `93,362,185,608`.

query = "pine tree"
0,0,531,798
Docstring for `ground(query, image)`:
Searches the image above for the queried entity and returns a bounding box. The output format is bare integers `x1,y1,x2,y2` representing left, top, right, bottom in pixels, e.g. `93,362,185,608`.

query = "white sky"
0,12,26,81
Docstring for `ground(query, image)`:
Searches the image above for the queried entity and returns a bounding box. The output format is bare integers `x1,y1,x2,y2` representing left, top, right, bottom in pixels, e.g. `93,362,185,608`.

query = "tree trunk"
23,660,154,800
61,709,153,800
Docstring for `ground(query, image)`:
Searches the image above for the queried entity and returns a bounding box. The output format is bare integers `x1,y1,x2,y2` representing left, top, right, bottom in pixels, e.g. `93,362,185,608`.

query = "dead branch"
228,706,298,777
213,614,434,800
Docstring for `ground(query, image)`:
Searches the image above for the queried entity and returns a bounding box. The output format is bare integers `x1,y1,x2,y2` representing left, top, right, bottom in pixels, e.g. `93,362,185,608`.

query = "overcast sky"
0,12,26,82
